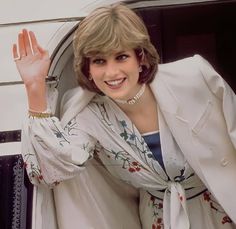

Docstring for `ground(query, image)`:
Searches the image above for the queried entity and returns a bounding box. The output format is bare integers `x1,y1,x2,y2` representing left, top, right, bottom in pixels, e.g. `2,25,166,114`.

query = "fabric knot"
166,180,175,190
163,181,190,229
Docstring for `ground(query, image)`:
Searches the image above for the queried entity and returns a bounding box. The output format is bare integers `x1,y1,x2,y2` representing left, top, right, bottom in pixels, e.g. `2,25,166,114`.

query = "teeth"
106,79,124,86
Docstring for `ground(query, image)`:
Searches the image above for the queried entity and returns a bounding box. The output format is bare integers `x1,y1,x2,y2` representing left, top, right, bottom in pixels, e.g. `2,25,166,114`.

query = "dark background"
135,0,236,92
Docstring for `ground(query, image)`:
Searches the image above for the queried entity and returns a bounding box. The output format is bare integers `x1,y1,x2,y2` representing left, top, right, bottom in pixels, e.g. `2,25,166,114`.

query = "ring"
14,56,21,61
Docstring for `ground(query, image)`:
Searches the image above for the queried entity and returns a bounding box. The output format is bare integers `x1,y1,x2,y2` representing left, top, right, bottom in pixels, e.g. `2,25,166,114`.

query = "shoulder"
75,95,106,121
151,55,216,108
60,87,95,126
157,54,209,79
154,54,213,89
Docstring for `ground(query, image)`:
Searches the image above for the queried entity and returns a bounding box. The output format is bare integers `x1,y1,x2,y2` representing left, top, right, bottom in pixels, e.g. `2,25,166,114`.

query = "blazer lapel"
151,78,180,115
151,78,207,182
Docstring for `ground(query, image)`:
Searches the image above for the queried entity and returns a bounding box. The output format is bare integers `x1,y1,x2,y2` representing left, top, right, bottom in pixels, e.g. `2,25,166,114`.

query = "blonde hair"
73,3,160,93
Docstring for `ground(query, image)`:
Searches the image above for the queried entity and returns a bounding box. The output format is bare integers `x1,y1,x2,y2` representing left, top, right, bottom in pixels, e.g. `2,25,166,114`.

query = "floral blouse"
22,93,210,229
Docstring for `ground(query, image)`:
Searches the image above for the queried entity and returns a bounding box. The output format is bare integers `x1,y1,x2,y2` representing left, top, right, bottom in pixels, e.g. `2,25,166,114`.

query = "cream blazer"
151,54,236,222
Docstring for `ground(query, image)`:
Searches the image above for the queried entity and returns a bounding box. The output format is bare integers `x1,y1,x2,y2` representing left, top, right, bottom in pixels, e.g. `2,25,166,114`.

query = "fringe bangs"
83,18,148,56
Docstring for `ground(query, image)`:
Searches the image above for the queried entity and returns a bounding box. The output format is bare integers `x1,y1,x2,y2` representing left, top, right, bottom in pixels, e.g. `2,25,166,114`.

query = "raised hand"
13,29,50,88
12,29,50,111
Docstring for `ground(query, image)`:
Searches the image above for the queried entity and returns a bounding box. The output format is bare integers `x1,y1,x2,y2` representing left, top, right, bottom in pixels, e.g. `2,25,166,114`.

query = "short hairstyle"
73,3,160,93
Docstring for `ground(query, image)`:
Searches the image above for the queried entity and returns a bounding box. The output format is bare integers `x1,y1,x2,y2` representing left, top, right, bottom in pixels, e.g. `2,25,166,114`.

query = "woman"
13,3,236,229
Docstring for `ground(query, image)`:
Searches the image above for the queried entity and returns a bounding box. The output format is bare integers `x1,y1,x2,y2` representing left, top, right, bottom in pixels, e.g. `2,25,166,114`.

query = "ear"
138,49,150,69
139,59,150,70
88,73,93,80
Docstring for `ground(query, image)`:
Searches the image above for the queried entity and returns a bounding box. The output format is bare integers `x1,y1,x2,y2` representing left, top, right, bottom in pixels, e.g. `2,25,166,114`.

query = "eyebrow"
115,50,127,55
89,50,128,59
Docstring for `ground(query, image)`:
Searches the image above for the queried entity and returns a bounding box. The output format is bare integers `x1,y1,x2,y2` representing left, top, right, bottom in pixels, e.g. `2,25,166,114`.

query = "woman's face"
89,49,142,100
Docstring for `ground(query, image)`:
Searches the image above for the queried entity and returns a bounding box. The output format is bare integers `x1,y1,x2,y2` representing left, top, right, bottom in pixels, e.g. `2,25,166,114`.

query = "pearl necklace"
114,84,146,105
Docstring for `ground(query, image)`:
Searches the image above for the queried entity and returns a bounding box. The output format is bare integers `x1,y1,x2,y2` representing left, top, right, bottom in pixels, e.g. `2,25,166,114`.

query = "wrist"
25,80,46,91
26,85,47,112
28,108,52,118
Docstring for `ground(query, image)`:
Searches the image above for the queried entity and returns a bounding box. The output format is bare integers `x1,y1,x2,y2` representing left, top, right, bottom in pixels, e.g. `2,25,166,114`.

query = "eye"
116,54,129,61
92,58,105,65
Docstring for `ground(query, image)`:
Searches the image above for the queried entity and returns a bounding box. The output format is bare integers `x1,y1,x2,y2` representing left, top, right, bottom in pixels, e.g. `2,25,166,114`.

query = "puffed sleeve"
195,54,236,148
21,115,96,187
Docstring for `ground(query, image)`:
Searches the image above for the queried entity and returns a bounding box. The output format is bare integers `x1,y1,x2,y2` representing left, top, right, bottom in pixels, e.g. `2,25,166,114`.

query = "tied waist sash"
147,180,206,229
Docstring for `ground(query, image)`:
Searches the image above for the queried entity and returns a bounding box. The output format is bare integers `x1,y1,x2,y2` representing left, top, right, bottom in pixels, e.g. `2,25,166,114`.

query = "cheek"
89,64,95,76
130,66,140,79
90,69,105,87
90,66,102,79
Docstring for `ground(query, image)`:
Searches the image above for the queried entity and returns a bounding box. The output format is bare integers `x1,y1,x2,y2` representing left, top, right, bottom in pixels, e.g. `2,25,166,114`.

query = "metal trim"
0,17,83,27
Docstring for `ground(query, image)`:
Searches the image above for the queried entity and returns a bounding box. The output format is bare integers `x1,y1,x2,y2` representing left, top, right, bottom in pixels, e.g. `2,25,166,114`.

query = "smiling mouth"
105,78,126,87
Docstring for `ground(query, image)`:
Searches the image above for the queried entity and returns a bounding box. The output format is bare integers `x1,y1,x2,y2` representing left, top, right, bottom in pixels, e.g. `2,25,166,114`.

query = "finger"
18,33,26,57
37,44,49,57
23,29,33,56
12,44,20,61
29,31,40,55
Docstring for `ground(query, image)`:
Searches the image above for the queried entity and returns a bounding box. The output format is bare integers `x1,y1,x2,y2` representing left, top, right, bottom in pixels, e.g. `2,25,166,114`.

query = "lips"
105,78,126,88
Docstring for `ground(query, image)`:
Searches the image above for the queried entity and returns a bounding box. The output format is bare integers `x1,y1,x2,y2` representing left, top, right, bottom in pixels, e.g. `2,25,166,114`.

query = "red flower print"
178,193,183,202
132,161,138,166
203,191,233,224
157,218,162,224
54,181,60,186
222,216,232,224
203,192,210,201
150,196,155,202
128,167,136,173
38,175,43,180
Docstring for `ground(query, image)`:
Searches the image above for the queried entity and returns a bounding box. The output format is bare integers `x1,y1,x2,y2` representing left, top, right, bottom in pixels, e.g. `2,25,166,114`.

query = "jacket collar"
150,75,183,117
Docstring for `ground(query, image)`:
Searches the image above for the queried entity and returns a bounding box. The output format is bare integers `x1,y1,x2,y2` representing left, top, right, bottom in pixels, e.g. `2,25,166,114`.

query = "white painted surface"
0,0,119,24
0,84,27,130
0,21,77,156
0,142,22,156
0,0,218,24
0,22,75,82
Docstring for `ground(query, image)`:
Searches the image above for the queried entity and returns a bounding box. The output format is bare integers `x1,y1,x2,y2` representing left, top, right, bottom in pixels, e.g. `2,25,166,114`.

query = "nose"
104,60,119,78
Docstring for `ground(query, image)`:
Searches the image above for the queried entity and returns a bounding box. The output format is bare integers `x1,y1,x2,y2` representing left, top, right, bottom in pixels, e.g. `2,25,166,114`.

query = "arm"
22,115,96,187
13,30,95,187
13,29,49,111
195,54,236,149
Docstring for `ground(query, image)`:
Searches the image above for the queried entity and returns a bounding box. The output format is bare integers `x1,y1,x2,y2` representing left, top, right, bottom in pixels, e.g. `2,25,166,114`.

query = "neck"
114,84,146,105
116,84,156,115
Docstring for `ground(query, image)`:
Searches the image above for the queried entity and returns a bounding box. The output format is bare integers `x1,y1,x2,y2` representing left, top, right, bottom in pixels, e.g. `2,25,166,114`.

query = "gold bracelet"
28,110,52,118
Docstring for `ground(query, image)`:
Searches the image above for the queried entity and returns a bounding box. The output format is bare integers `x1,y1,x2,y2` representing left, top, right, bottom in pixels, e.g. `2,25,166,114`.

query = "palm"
16,52,50,86
13,29,50,88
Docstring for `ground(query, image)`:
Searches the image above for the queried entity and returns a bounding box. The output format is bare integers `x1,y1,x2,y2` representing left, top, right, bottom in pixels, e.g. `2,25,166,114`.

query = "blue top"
142,131,165,170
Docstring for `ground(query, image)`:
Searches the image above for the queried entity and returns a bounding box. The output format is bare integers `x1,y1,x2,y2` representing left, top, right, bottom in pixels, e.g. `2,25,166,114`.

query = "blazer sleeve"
194,54,236,149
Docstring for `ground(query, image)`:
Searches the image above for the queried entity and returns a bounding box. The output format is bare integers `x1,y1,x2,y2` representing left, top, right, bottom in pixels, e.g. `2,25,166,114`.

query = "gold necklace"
114,84,146,105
